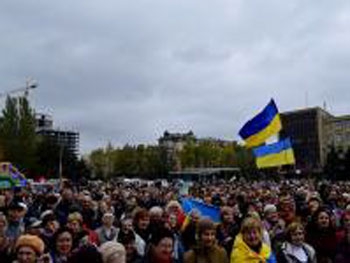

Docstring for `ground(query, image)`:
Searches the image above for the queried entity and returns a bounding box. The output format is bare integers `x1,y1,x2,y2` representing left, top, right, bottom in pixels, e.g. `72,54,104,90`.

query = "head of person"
53,227,74,256
204,194,212,205
121,218,133,234
313,208,333,230
67,212,83,234
68,245,103,263
240,217,263,249
220,206,234,224
278,195,296,224
102,213,115,228
166,201,182,216
285,222,305,246
167,213,178,230
133,208,150,231
118,232,137,259
99,241,126,263
149,228,174,262
41,210,59,234
26,220,42,236
190,209,201,225
149,206,163,223
62,188,74,202
198,218,216,248
8,201,27,222
15,234,45,263
81,195,92,210
263,204,278,223
308,196,321,215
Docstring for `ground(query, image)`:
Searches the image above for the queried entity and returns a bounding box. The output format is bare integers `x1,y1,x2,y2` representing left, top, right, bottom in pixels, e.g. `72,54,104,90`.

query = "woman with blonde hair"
277,222,316,263
230,217,276,263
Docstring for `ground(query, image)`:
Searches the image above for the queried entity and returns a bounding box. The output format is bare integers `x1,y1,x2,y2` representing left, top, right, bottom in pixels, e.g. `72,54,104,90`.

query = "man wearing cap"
95,213,118,245
6,201,26,242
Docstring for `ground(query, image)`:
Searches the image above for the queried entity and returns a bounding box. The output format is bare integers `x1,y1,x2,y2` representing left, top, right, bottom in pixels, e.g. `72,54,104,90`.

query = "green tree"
0,96,37,175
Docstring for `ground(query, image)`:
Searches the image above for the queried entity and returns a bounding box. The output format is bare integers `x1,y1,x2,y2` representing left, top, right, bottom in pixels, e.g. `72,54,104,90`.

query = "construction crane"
0,78,38,98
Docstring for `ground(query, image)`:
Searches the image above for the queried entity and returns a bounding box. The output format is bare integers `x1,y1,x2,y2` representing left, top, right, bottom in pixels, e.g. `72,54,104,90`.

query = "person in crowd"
14,234,45,263
133,209,150,244
216,206,239,256
262,204,285,251
307,196,322,221
184,218,228,263
96,213,118,245
49,227,74,263
335,210,350,263
165,201,185,228
166,213,184,263
277,222,316,263
278,196,298,226
0,215,11,263
118,232,143,263
117,217,145,257
6,201,26,243
99,241,126,263
66,212,89,249
55,188,76,226
149,206,164,234
40,210,60,251
306,208,337,263
144,228,175,263
181,210,200,251
79,195,96,230
230,217,276,263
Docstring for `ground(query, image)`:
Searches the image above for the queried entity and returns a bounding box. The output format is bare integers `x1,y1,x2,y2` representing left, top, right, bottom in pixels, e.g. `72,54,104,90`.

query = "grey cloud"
1,1,350,153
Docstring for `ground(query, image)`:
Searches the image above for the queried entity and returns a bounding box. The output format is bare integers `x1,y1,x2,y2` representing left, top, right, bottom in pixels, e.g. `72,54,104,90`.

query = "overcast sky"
1,1,350,154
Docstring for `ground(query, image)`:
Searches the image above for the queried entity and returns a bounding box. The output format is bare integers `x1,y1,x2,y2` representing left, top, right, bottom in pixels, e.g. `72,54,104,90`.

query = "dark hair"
68,245,103,263
150,228,174,246
118,231,136,245
309,207,335,231
52,227,74,251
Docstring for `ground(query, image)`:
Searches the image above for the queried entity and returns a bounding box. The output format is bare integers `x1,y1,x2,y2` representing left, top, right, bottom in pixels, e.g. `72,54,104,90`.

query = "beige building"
327,115,350,153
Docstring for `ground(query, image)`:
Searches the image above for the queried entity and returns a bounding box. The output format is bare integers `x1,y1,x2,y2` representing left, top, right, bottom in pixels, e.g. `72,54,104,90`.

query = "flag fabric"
253,138,295,168
239,99,282,148
181,198,221,223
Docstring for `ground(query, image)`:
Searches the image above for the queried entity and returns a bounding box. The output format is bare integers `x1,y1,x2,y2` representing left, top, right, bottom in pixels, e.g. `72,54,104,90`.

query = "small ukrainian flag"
253,138,295,168
239,99,282,148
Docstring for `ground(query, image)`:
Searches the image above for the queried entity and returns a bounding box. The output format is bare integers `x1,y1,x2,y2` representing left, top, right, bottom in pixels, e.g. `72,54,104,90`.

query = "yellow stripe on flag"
245,114,282,148
256,148,295,168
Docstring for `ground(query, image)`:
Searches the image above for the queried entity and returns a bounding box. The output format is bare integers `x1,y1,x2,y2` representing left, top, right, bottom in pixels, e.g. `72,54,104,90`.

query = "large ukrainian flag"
239,99,282,148
253,138,295,168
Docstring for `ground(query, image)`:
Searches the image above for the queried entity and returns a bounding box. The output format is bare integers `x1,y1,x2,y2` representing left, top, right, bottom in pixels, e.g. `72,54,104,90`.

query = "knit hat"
99,241,126,263
15,234,45,255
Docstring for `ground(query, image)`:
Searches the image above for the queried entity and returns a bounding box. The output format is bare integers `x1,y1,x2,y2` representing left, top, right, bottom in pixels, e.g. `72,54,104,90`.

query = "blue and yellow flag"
181,198,221,223
239,99,282,148
253,138,295,168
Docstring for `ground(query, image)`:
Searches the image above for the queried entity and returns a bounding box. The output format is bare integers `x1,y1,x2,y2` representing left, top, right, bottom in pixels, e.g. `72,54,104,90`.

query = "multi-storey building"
35,113,79,157
280,107,350,172
158,131,237,171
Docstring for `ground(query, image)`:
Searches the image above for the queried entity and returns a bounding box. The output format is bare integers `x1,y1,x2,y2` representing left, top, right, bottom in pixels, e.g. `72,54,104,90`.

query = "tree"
0,96,37,176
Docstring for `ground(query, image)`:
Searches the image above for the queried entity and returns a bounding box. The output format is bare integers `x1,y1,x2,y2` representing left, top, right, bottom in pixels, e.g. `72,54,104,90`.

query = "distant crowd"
0,178,349,263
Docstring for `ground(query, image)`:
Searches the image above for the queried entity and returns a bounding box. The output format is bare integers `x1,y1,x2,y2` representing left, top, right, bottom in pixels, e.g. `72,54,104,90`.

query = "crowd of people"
0,178,349,263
